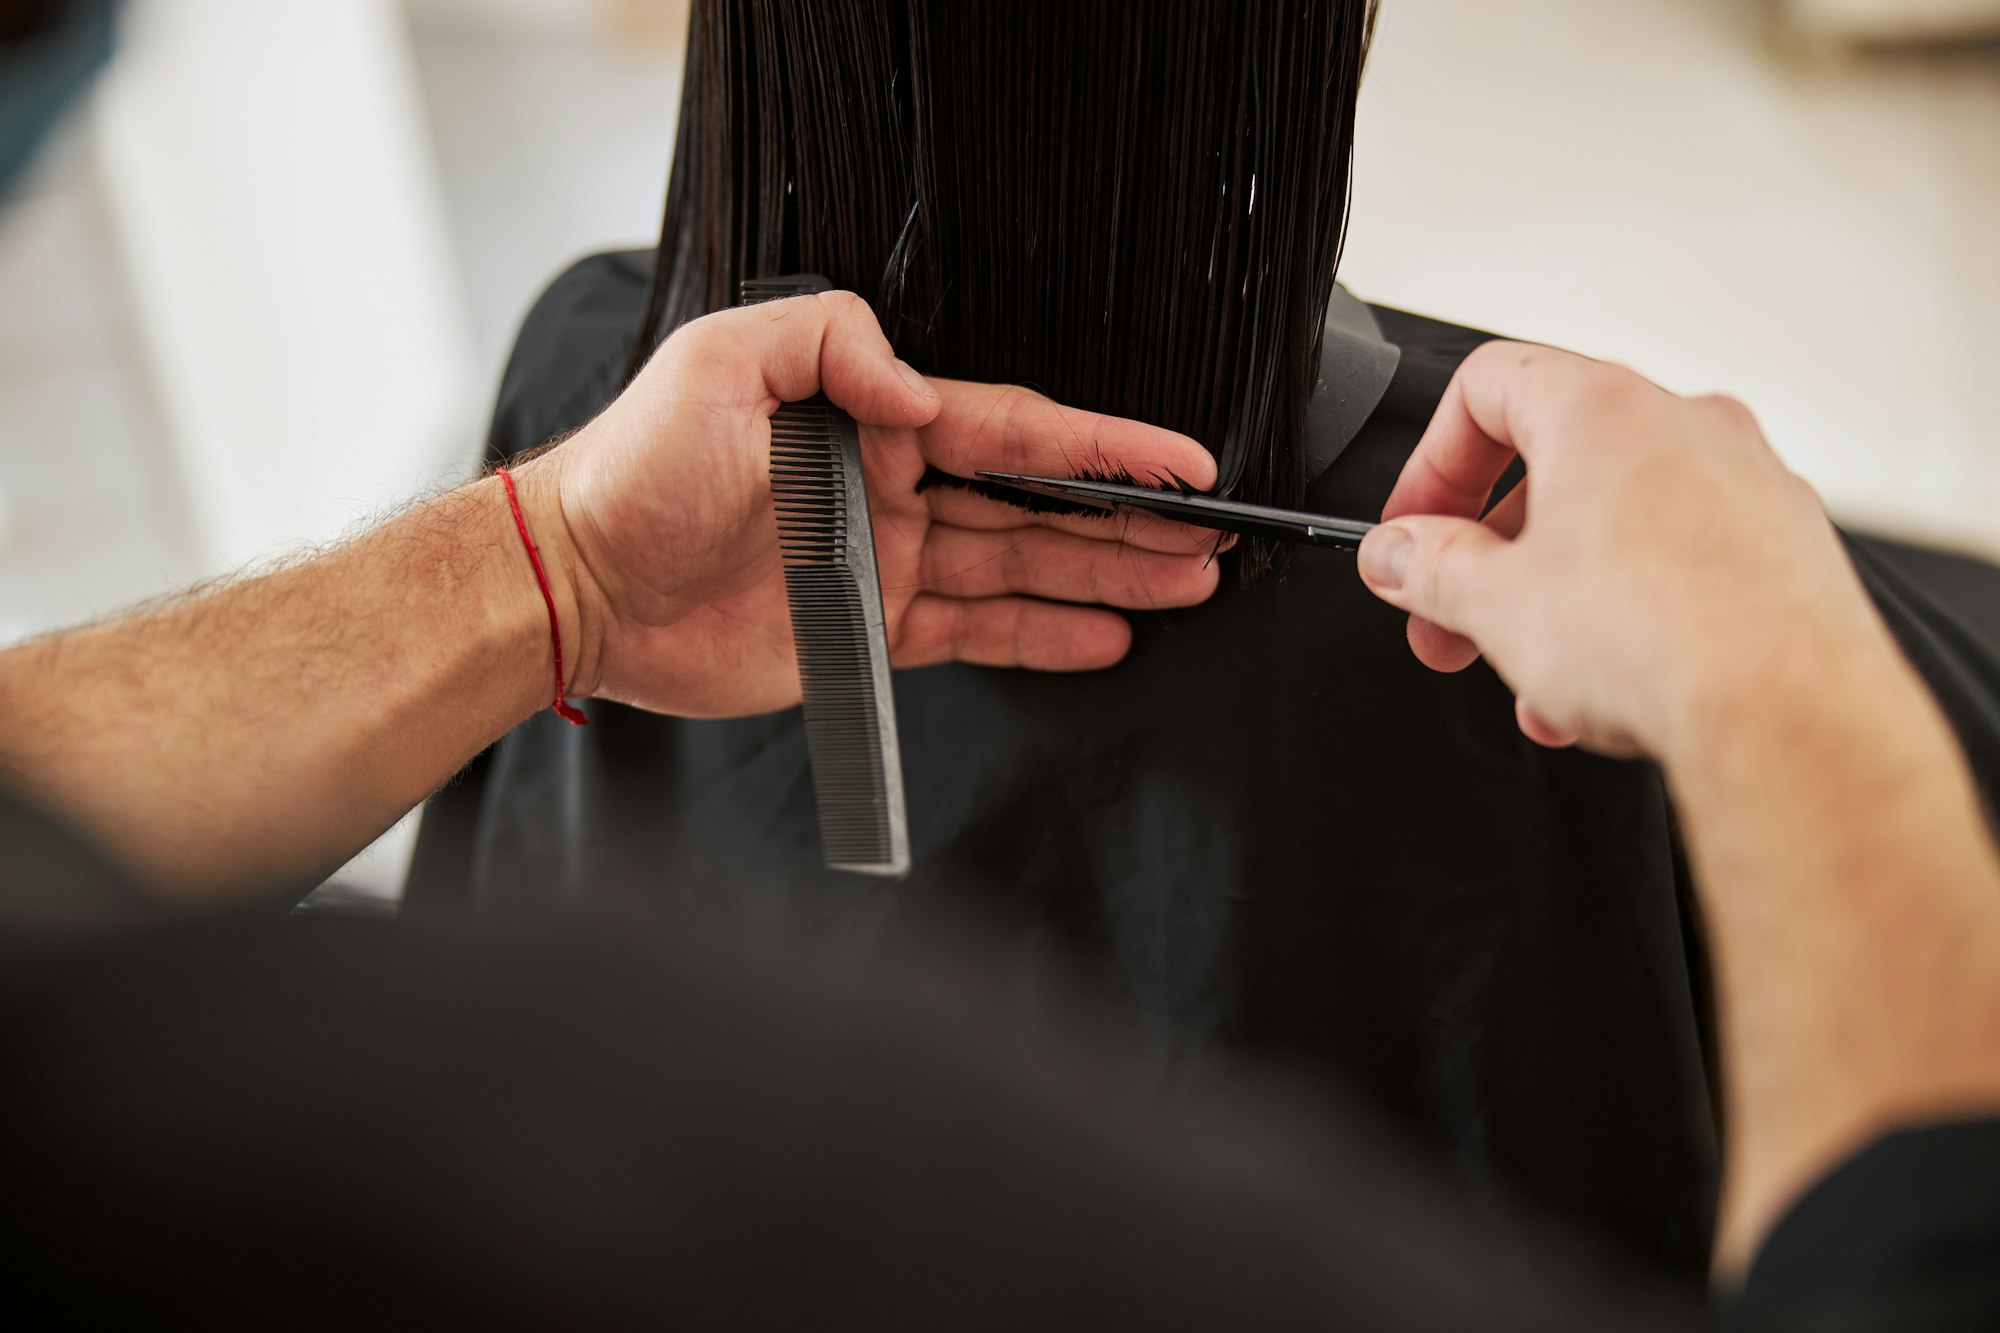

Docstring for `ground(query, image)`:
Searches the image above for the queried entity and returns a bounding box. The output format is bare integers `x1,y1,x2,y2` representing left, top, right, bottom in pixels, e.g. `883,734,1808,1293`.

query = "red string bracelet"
496,467,589,727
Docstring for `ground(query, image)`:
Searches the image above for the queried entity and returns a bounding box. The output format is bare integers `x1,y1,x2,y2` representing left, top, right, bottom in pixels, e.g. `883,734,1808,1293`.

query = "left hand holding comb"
545,290,1224,718
0,291,1221,894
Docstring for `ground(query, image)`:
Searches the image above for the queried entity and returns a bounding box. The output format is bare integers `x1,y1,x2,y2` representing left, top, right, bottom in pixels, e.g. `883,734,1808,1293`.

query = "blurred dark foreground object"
0,789,1705,1331
6,794,2000,1329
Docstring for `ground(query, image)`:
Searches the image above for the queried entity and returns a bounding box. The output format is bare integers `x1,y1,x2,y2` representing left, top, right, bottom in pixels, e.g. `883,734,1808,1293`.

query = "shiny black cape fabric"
410,250,2000,1279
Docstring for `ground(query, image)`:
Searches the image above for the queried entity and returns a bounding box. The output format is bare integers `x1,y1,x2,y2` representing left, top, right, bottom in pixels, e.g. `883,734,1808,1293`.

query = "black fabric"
398,747,488,922
0,783,153,929
1841,536,2000,822
410,250,2000,1283
1854,538,2000,652
1731,1121,2000,1332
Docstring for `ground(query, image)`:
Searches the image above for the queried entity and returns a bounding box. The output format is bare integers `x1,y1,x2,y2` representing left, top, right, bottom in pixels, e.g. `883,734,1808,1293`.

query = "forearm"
1667,637,2000,1275
0,462,585,903
1357,343,2000,1289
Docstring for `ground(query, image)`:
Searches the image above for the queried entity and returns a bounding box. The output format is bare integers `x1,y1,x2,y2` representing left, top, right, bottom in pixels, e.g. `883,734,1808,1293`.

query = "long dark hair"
634,0,1376,573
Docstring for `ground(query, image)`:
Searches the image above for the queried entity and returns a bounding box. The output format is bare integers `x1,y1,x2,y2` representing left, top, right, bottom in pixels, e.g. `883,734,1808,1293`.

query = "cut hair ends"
637,0,1376,577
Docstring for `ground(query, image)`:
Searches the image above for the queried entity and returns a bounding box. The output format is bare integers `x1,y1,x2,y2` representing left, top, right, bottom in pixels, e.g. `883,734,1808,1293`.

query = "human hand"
518,292,1222,718
1356,342,1895,761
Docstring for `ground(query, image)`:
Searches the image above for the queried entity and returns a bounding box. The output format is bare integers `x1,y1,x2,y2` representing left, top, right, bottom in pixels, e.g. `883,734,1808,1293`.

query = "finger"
1381,350,1523,523
1515,697,1579,749
1451,343,1670,471
665,291,942,428
1397,482,1530,671
903,525,1222,609
1357,515,1512,646
893,594,1135,671
1483,482,1530,540
1387,341,1675,529
918,381,1217,491
1407,616,1484,674
919,481,1227,554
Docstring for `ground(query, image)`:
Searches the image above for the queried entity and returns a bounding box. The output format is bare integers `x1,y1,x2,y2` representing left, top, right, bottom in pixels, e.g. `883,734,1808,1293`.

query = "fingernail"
1359,526,1412,590
894,359,937,401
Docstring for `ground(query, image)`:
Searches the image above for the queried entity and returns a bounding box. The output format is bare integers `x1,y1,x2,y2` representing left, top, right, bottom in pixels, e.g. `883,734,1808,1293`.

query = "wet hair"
635,0,1376,575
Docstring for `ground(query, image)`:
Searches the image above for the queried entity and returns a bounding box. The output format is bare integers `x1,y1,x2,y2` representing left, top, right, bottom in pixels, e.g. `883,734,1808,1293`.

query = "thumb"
1357,515,1512,648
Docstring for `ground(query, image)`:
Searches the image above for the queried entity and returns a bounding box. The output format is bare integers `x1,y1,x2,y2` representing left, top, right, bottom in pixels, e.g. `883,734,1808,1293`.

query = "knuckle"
1422,524,1495,624
1781,468,1824,512
990,387,1039,463
894,598,930,657
1577,362,1651,412
1467,339,1528,375
1550,368,1653,443
1192,555,1222,599
1084,547,1107,602
661,313,715,358
1002,536,1034,593
1418,525,1468,604
818,289,866,319
1697,392,1760,433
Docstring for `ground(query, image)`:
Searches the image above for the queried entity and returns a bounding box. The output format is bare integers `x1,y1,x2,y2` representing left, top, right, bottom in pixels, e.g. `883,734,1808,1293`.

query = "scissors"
975,471,1377,551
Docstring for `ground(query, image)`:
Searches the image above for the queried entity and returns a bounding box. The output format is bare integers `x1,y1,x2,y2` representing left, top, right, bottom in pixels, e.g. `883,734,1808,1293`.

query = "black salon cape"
408,250,2000,1280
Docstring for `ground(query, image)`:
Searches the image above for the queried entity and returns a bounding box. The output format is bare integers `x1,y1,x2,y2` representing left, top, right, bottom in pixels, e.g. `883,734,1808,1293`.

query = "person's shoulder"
488,250,658,462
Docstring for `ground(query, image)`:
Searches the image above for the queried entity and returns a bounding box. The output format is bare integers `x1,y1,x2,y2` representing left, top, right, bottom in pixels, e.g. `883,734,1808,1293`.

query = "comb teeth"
740,276,827,303
746,275,908,878
769,402,909,876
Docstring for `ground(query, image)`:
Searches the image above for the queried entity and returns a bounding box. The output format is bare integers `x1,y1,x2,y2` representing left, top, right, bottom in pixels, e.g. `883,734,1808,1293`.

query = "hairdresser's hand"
1356,342,1896,762
531,291,1221,718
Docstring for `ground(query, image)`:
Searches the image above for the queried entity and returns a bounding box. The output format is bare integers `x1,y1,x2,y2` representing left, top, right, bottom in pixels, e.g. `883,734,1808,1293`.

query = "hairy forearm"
0,463,583,903
1667,636,2000,1275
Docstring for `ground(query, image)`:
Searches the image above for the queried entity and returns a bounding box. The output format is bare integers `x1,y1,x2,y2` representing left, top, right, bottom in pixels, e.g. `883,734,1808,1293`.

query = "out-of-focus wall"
1342,0,2000,560
92,0,474,572
408,0,688,44
405,0,686,397
1785,0,2000,43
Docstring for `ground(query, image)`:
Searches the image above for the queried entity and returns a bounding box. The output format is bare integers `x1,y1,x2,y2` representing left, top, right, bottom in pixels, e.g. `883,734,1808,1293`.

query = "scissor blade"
977,471,1190,505
976,470,1376,551
972,471,1121,510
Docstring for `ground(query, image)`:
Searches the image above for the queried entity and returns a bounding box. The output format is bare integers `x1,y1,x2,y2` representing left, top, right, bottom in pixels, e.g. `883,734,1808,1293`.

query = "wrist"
1658,615,2000,1275
485,458,604,712
1658,621,1973,923
1653,612,1909,781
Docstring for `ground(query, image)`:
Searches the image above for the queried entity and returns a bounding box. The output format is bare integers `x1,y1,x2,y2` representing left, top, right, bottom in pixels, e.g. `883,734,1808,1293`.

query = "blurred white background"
1,0,1996,900
1345,0,2000,561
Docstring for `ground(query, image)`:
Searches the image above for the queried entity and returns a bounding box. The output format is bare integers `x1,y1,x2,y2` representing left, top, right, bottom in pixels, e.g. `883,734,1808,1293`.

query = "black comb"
740,275,909,877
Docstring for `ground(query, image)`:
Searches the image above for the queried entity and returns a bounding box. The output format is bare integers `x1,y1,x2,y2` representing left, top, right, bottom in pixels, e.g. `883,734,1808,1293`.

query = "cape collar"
1305,284,1403,483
